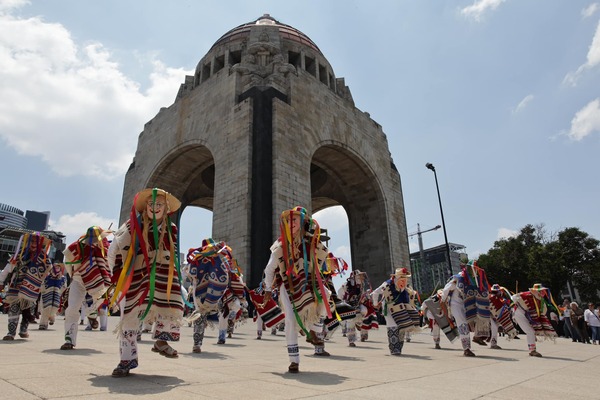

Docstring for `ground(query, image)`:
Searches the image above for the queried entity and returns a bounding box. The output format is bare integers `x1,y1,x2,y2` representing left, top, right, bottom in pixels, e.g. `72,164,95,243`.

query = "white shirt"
584,309,600,327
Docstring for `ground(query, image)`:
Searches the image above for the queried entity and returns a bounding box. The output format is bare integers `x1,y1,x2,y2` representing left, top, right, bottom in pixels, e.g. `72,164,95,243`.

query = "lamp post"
425,163,453,278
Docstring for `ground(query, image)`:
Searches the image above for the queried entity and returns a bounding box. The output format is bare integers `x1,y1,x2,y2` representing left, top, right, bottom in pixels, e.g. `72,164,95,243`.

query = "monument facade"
119,14,410,287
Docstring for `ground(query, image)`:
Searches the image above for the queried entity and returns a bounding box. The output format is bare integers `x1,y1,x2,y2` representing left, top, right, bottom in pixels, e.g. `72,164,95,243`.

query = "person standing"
108,188,185,377
0,232,53,341
61,226,112,349
570,302,591,344
584,303,600,345
263,206,331,373
370,268,420,356
561,299,578,341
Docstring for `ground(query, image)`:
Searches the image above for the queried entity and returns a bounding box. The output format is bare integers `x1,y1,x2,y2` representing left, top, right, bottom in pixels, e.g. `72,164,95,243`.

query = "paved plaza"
0,313,598,399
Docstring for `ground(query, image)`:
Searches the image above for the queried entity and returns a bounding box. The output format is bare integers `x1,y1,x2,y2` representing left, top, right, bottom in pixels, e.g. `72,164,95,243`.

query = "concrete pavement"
0,313,598,399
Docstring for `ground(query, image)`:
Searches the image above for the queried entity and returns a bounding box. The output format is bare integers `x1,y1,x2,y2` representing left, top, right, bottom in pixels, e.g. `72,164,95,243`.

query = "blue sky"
1,1,599,289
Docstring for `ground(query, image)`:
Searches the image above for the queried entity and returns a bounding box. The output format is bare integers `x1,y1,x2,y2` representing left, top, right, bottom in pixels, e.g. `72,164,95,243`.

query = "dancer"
440,260,491,357
108,188,185,377
61,226,112,349
371,267,420,355
511,283,559,357
39,254,66,330
321,253,356,341
186,239,245,353
488,284,518,349
338,270,378,346
0,232,53,341
262,206,331,373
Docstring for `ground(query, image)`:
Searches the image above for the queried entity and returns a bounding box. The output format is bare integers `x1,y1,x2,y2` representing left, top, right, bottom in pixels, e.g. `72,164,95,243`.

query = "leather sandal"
112,367,130,377
60,343,75,350
306,330,324,346
288,362,299,373
152,342,179,358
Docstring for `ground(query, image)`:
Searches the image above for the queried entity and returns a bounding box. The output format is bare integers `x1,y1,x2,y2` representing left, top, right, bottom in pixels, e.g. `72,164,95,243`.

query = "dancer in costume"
262,206,331,373
511,283,559,357
108,188,185,377
39,260,66,330
218,245,247,344
440,260,491,357
321,253,356,341
0,232,53,341
371,267,420,355
338,269,378,346
186,239,247,351
488,284,518,349
61,226,112,349
421,290,444,349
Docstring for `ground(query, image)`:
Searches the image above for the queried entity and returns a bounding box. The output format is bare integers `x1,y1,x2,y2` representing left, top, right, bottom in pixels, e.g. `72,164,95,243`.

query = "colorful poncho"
381,280,420,333
41,264,66,312
186,241,230,315
489,288,517,339
110,220,184,331
452,267,491,336
270,238,330,334
64,235,112,310
4,254,52,309
513,291,557,340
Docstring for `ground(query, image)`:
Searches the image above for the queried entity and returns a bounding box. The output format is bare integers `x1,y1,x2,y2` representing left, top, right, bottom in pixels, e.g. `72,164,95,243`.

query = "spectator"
570,302,591,344
584,302,600,345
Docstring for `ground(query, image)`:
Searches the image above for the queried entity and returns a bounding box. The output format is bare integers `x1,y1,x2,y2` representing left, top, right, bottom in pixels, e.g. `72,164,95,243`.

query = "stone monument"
119,14,410,287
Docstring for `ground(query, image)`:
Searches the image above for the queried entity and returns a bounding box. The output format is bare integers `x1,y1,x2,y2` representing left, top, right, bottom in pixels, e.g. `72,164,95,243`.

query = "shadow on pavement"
271,370,348,385
89,373,186,394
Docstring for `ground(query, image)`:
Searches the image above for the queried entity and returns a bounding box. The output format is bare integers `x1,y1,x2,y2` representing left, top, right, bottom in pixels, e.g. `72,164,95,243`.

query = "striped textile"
248,290,285,328
5,255,52,309
274,240,329,330
189,254,229,314
383,281,420,333
489,293,517,338
457,276,491,336
41,273,66,310
111,221,184,331
517,291,557,339
66,242,112,302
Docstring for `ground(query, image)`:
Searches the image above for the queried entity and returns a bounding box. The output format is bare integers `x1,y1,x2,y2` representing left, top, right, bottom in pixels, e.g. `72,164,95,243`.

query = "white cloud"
0,5,192,180
497,227,518,240
0,0,28,13
582,3,599,19
566,98,600,141
313,205,349,233
513,94,534,114
563,20,600,86
49,211,117,246
460,0,506,22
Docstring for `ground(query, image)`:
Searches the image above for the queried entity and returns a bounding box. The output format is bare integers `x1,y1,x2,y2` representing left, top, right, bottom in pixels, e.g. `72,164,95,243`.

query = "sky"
1,0,599,289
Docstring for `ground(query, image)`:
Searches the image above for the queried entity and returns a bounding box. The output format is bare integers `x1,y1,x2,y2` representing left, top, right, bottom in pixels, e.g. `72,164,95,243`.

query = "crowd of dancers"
0,187,592,377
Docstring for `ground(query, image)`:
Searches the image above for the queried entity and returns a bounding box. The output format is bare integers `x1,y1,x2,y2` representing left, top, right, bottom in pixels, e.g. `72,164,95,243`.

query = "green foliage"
477,225,600,303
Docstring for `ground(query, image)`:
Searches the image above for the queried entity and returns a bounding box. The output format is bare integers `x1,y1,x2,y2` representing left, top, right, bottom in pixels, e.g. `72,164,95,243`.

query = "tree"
477,225,600,302
555,228,600,303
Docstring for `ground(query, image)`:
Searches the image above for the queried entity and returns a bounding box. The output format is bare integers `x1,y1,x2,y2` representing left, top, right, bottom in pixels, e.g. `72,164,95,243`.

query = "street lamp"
425,162,453,278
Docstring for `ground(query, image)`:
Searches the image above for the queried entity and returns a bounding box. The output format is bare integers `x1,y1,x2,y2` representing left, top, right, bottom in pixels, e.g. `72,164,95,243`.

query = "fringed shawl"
382,279,420,333
110,220,184,332
271,239,329,334
455,269,491,336
514,291,557,340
